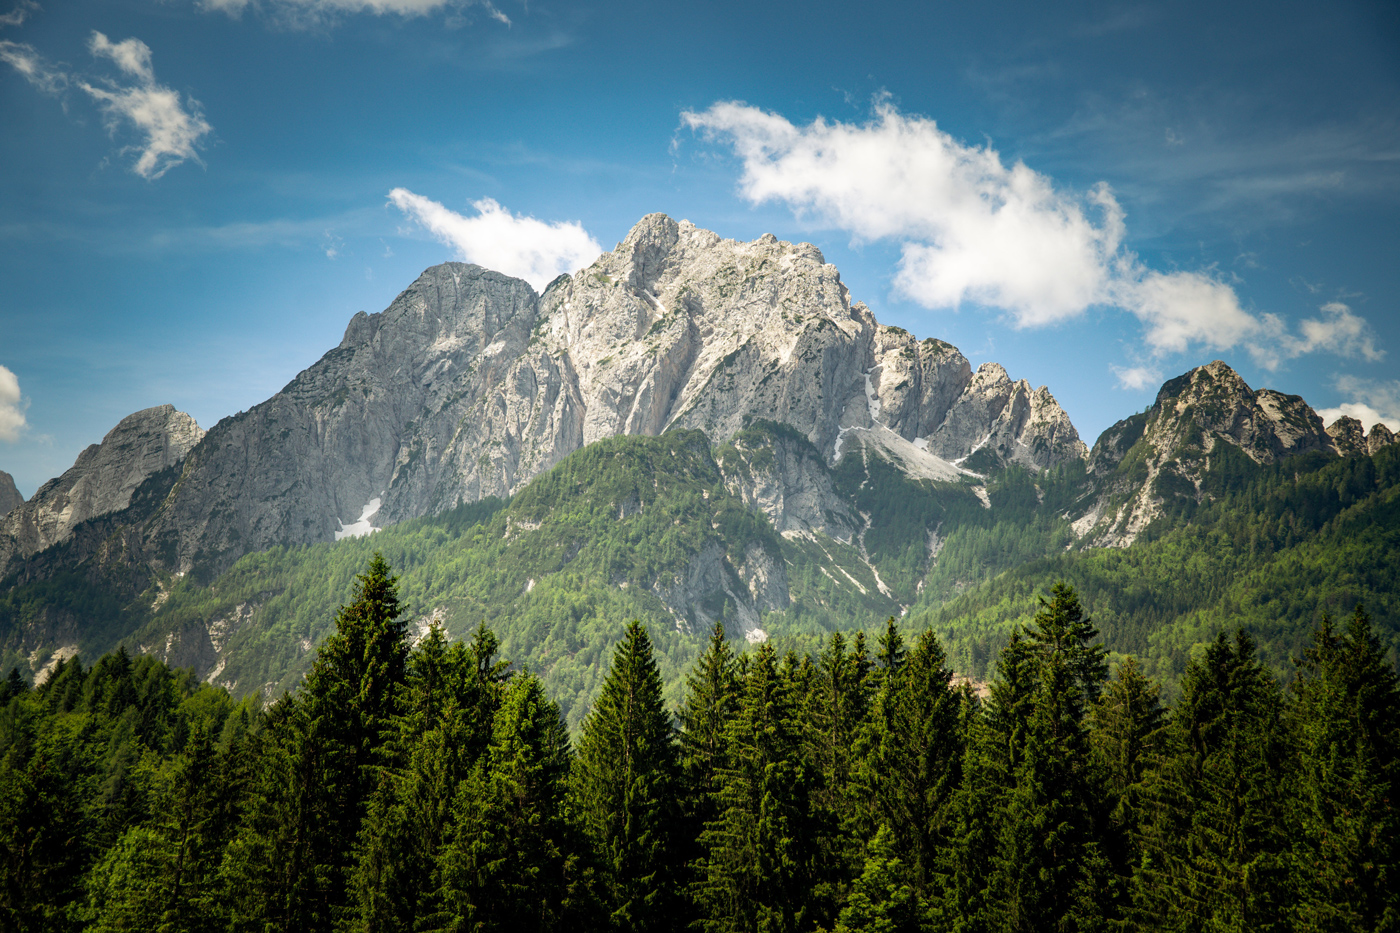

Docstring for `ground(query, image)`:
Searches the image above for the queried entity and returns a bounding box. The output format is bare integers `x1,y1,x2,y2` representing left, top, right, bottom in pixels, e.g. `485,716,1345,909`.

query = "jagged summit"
1074,359,1396,547
1,216,1085,582
0,405,203,572
0,471,22,520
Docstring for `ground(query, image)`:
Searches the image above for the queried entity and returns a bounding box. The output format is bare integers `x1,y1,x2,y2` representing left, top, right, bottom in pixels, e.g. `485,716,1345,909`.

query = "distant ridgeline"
2,558,1395,930
0,217,1397,722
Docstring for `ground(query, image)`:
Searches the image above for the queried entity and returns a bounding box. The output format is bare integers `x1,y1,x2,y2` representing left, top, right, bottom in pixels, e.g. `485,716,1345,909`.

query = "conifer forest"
1,553,1395,933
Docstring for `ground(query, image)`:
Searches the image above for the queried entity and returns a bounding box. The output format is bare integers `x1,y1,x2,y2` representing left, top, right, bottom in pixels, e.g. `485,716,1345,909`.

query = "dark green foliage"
1132,630,1293,931
569,622,680,933
2,568,1398,932
436,672,573,933
1287,607,1400,932
693,644,824,933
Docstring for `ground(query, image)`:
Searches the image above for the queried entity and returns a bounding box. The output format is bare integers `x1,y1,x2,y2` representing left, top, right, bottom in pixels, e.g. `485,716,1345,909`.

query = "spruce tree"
694,645,819,933
676,621,739,894
1132,629,1292,932
570,621,680,933
436,672,573,933
1288,607,1400,932
858,629,962,920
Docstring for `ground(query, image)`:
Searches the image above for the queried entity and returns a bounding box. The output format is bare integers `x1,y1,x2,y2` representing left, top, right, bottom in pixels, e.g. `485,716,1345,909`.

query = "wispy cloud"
78,32,212,179
682,98,1386,372
1316,375,1400,432
0,38,68,94
0,365,28,443
388,189,601,291
198,0,511,29
1,23,212,180
0,0,36,28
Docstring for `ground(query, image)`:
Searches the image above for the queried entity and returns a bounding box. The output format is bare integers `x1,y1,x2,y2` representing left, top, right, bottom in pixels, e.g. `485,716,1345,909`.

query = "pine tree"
989,583,1111,933
676,620,739,901
858,629,962,920
348,623,508,933
219,553,411,933
570,621,680,933
693,644,819,933
1088,656,1166,912
436,672,573,933
1132,629,1292,932
832,825,919,933
1288,607,1400,932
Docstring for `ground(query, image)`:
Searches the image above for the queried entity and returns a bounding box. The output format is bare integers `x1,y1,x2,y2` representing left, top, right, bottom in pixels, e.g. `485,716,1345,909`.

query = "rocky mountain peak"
0,471,22,520
0,405,203,574
5,215,1093,582
1074,359,1391,548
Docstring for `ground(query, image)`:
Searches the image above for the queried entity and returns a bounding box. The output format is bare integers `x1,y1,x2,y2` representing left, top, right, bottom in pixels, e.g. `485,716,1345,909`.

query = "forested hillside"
3,557,1395,932
916,442,1400,689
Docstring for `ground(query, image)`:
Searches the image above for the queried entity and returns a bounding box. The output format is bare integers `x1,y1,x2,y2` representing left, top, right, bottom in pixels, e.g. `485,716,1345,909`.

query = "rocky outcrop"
1326,416,1368,456
717,421,861,542
0,405,203,575
0,471,21,520
1367,422,1397,455
1073,361,1358,547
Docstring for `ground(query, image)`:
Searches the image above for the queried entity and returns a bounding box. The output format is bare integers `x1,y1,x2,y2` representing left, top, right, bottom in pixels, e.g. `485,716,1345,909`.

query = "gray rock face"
717,423,861,542
0,405,203,574
12,216,1090,581
1326,416,1367,456
0,471,21,520
1074,360,1348,547
1367,422,1397,454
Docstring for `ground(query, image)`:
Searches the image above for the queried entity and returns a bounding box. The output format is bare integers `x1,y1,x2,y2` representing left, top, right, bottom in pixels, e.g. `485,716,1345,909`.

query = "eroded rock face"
0,405,202,574
1367,422,1397,454
1074,361,1345,547
0,472,21,520
1326,416,1368,456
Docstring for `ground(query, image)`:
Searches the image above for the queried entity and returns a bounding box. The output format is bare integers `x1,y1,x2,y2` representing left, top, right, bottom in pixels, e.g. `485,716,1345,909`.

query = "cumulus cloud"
682,99,1384,371
1316,376,1400,432
199,0,510,27
1286,302,1383,362
1111,364,1163,391
388,189,602,292
0,365,28,443
78,32,212,180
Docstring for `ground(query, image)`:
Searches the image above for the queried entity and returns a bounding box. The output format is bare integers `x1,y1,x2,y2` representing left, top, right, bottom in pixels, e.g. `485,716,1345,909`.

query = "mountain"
0,471,21,520
1069,360,1389,547
0,405,203,572
1,216,1396,713
0,215,1082,586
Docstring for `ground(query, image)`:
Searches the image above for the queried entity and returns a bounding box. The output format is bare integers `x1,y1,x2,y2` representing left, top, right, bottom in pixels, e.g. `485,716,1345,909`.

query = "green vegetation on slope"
5,566,1395,932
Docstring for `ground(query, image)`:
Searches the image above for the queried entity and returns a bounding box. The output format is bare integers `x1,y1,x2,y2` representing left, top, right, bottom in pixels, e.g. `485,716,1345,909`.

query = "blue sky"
2,0,1397,496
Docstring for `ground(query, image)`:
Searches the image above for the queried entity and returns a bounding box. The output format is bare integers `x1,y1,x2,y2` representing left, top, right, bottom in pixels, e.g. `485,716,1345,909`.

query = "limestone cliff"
0,471,21,520
110,214,1087,578
0,405,203,575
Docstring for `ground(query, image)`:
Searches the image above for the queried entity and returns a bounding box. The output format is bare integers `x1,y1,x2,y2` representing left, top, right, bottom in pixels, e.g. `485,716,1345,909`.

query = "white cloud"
0,365,28,442
0,1,37,28
1285,302,1383,363
388,189,601,292
1316,376,1400,432
199,0,510,27
682,99,1386,371
78,32,212,180
1111,364,1162,391
0,39,67,94
683,99,1124,326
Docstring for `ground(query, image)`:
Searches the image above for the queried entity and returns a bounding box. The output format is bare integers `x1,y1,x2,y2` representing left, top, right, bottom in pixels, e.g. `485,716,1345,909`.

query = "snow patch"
335,496,383,540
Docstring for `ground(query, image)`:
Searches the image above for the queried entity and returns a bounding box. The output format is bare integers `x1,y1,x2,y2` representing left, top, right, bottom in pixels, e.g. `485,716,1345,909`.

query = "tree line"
1,553,1396,932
